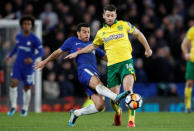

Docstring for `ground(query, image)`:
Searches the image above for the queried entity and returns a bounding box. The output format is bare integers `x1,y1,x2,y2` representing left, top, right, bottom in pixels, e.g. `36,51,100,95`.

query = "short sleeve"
93,31,104,46
186,27,194,41
125,21,135,34
60,37,73,51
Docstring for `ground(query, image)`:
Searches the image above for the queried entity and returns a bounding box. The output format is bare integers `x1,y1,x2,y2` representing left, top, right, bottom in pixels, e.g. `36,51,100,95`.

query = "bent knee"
95,103,105,112
23,86,32,91
186,80,193,87
10,79,19,87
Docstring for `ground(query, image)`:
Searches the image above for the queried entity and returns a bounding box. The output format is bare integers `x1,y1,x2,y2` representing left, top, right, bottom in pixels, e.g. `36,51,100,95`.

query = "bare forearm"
44,49,63,63
181,38,190,54
77,44,97,55
137,32,150,50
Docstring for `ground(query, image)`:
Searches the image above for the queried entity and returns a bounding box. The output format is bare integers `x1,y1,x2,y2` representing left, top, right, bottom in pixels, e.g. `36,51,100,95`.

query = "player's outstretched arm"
65,44,98,59
132,28,152,58
181,38,191,60
34,48,63,70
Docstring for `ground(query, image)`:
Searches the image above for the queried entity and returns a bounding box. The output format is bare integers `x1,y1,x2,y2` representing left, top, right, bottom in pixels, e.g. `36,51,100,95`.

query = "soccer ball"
125,93,143,110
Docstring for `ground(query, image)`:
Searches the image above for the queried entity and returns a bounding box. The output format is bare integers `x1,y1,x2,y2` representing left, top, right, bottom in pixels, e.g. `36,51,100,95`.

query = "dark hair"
76,23,89,32
103,4,117,12
19,15,35,28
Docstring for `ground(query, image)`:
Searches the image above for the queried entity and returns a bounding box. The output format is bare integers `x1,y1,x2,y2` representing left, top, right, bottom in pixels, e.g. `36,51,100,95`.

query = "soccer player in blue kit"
34,23,130,127
5,16,44,116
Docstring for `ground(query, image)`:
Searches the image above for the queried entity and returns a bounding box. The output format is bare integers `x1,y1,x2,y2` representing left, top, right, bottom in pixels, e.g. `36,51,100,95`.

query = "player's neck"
23,31,31,36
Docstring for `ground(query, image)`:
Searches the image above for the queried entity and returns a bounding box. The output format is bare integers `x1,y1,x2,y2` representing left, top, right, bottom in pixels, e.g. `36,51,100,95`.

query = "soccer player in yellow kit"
66,5,152,127
181,26,194,113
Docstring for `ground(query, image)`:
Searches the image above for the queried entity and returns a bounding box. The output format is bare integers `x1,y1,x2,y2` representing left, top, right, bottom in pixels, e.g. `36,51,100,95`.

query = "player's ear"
102,13,105,19
77,31,80,37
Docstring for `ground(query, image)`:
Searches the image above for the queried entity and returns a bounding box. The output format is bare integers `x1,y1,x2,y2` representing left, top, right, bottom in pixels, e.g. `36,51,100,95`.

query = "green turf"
0,112,194,131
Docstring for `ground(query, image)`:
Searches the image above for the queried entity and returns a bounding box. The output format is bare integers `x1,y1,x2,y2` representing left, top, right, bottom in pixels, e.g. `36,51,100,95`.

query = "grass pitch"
0,112,194,131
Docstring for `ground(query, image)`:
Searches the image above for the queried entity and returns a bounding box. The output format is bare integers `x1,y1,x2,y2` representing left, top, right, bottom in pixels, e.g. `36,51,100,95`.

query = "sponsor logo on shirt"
18,46,31,52
75,43,81,45
103,33,124,43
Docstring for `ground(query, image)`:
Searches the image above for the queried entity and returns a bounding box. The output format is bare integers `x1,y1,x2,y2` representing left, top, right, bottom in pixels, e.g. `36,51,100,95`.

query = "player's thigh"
185,61,194,81
120,59,135,91
78,68,101,89
89,75,102,89
107,65,120,88
10,67,21,87
22,67,34,87
91,94,105,111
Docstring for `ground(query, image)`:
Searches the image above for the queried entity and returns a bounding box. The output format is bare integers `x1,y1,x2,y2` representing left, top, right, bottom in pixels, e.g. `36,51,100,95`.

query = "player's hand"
184,53,190,61
4,56,10,64
34,61,46,71
145,49,152,58
24,58,33,65
65,52,78,59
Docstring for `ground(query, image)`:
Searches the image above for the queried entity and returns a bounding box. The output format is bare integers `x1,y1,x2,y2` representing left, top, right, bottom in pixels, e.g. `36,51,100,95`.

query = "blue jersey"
9,32,44,67
60,37,105,70
9,32,44,86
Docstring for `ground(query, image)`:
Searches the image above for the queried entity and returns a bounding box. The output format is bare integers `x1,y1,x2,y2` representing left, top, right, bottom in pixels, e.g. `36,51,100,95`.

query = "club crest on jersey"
117,25,123,31
27,41,31,46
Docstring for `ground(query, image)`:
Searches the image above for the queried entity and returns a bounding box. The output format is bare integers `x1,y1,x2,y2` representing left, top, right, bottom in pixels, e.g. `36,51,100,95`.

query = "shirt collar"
103,19,118,27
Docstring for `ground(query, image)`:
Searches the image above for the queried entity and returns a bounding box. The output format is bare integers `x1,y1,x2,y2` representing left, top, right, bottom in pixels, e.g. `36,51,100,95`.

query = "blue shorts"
78,67,100,97
11,65,34,86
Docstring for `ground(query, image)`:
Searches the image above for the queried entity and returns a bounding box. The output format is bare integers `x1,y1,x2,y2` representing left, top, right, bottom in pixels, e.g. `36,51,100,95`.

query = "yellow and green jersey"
93,20,135,66
186,26,194,62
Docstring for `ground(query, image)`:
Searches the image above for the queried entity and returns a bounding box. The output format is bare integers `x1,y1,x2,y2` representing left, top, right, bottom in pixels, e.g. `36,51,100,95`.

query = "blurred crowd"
0,0,194,98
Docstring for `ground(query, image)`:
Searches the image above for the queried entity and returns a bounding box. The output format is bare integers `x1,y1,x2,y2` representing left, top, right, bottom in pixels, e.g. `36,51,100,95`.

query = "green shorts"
186,61,194,80
107,59,136,88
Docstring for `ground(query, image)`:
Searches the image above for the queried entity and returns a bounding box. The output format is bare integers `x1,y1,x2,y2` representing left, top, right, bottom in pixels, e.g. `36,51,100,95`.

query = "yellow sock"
185,87,192,109
128,109,135,122
110,100,120,115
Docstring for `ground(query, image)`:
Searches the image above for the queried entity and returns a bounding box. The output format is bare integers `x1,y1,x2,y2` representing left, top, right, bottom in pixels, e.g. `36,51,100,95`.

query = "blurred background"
0,0,194,112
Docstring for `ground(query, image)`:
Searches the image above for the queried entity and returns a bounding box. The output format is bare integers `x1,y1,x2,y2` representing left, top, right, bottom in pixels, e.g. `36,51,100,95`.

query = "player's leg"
8,78,19,116
110,85,122,126
21,68,34,116
89,75,129,103
184,80,193,113
21,85,32,116
185,61,194,113
107,62,130,126
123,74,136,127
75,94,105,116
69,93,105,127
79,68,130,103
120,59,136,127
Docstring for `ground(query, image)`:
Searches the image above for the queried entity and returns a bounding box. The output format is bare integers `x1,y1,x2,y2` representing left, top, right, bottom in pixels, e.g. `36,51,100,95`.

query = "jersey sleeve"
9,44,18,58
9,35,19,58
186,27,194,41
95,48,106,58
124,21,135,34
60,37,72,52
93,31,104,46
33,36,44,59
